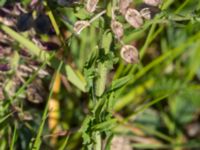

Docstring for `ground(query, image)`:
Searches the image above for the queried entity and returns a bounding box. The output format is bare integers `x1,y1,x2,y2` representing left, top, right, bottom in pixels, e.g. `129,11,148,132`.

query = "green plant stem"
31,61,63,150
10,123,17,150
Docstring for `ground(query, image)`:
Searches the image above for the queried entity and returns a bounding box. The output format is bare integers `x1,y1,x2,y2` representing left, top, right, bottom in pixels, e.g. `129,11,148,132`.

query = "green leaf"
108,75,133,93
92,119,117,131
0,0,6,7
0,24,50,62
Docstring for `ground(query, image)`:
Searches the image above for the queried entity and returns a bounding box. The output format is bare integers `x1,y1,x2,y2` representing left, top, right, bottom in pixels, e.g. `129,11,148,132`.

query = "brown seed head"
120,45,139,64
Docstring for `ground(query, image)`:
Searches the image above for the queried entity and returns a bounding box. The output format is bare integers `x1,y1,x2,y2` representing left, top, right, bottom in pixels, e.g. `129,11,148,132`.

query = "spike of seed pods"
111,20,124,39
125,8,143,28
120,45,139,64
144,0,162,7
86,0,99,13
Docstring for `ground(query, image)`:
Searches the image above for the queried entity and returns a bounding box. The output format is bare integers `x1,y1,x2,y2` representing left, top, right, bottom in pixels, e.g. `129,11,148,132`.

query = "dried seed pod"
144,0,162,7
16,12,33,32
111,20,124,39
125,8,143,28
138,3,160,19
34,14,51,34
86,0,99,13
119,0,132,15
120,45,139,64
140,8,151,20
74,20,90,34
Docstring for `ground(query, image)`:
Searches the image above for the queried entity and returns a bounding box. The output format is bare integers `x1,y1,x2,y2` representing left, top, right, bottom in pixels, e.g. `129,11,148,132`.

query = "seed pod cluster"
118,0,161,29
16,12,52,34
117,0,161,63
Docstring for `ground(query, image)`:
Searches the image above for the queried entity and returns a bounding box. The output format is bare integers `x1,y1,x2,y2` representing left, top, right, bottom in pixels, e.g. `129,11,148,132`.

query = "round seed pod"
144,0,162,7
34,14,51,34
16,12,33,32
120,45,139,64
86,0,99,13
125,8,143,28
111,20,124,39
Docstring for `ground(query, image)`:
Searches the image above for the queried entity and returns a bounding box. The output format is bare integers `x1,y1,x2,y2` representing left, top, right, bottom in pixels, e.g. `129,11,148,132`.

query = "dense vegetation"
0,0,200,149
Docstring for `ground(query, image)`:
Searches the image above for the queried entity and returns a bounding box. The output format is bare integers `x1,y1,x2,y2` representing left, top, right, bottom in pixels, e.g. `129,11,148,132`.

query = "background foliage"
0,0,200,149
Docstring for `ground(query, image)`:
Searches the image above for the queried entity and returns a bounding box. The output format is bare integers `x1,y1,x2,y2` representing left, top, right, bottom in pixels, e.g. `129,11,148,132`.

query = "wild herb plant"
0,0,200,149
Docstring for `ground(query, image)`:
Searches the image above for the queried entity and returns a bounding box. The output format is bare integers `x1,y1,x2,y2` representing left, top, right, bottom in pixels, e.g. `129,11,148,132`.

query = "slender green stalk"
31,62,63,150
10,123,17,150
58,133,70,150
